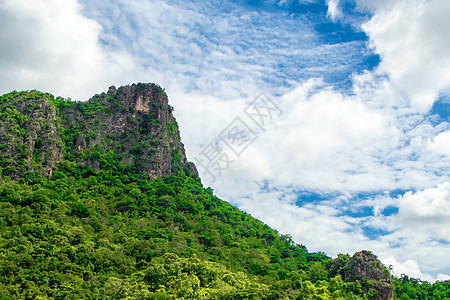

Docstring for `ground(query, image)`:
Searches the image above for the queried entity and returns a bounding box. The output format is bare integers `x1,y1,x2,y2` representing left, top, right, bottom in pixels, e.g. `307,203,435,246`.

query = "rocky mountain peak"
0,83,198,181
328,250,393,300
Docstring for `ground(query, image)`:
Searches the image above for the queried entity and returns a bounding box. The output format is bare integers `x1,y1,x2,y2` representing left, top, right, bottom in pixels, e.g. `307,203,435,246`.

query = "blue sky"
1,0,450,282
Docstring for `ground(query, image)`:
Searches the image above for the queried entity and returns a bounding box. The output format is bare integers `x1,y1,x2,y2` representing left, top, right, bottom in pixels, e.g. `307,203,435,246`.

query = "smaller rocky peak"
342,251,388,281
328,250,393,300
0,90,64,179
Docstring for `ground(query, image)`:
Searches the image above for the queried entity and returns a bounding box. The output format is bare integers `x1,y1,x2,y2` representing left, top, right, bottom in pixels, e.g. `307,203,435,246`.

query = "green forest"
0,87,449,299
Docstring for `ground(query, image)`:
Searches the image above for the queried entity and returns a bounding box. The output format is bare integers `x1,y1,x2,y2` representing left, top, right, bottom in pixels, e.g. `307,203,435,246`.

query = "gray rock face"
0,92,64,179
329,250,393,300
0,83,197,180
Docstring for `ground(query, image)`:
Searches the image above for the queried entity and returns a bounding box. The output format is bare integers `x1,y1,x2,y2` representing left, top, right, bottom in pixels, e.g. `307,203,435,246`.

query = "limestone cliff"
0,83,197,180
327,250,393,300
0,91,64,179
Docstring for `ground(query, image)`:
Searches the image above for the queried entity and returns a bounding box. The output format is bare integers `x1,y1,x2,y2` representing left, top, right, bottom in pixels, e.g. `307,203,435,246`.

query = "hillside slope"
0,85,448,299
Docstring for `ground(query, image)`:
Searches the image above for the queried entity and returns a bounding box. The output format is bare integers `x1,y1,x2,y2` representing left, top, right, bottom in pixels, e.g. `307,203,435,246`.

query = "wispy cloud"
79,0,372,98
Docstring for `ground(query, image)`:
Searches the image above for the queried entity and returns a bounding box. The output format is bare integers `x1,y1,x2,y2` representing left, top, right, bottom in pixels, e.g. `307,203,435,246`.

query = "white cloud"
357,183,450,281
0,0,139,99
327,0,342,22
395,182,450,241
231,188,368,255
380,257,438,282
204,77,448,194
361,0,450,112
428,130,450,157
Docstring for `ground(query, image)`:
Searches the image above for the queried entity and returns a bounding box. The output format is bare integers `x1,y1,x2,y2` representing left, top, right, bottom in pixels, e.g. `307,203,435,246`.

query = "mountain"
0,83,196,180
0,84,448,299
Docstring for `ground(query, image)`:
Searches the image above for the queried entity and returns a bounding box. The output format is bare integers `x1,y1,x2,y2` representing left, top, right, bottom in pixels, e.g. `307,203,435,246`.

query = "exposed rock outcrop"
328,250,393,300
0,92,64,179
0,83,197,180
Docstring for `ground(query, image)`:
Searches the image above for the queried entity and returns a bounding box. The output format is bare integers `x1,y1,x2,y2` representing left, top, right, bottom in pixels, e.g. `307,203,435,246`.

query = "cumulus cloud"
361,0,450,112
205,77,449,194
371,183,450,281
0,0,138,99
394,183,450,241
428,130,450,157
380,257,437,282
